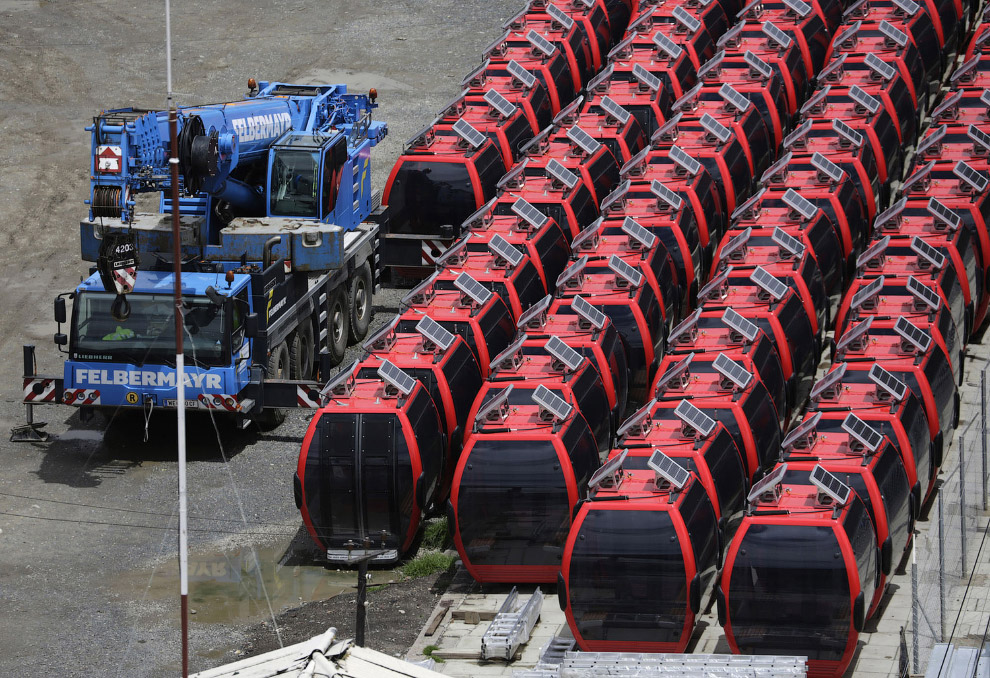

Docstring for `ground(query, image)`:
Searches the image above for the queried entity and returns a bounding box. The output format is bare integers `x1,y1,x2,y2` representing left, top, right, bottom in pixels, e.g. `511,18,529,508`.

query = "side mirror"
245,313,260,339
205,286,225,307
853,591,866,632
557,572,568,611
54,333,68,346
54,297,67,324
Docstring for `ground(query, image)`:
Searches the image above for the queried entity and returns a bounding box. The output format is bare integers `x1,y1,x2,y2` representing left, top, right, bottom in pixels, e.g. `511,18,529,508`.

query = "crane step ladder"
516,652,809,677
480,587,543,661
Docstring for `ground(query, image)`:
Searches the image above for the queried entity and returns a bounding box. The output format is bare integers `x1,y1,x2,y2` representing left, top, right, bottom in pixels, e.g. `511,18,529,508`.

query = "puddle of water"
115,541,402,625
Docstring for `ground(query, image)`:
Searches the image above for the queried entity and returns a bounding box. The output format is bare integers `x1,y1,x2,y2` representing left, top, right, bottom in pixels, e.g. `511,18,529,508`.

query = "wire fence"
910,365,990,675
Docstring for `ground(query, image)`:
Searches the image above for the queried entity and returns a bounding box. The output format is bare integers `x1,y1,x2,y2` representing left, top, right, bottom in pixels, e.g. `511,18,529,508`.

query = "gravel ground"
0,1,519,675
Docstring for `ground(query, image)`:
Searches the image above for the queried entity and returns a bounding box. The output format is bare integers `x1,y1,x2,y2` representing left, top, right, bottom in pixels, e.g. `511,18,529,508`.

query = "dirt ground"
0,1,519,676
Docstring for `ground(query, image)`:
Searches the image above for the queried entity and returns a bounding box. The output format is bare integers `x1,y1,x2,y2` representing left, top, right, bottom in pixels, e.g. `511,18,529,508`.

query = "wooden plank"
424,599,453,637
451,609,496,623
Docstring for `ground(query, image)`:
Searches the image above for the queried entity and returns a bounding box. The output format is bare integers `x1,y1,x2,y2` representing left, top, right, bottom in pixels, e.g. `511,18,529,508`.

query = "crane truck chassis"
15,80,387,440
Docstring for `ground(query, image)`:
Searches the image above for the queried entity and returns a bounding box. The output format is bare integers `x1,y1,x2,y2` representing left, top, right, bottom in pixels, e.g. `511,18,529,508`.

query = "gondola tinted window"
387,160,477,235
728,524,850,660
569,509,688,643
457,439,569,566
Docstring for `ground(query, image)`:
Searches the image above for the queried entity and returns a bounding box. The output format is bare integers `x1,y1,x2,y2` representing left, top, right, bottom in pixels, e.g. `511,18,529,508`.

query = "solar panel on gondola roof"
497,160,528,191
600,180,630,212
864,54,896,82
440,89,469,117
927,198,961,230
819,54,846,82
601,96,632,124
891,0,920,14
673,5,702,33
698,52,725,81
879,20,908,47
783,0,813,17
723,308,760,342
841,413,884,452
902,161,934,194
321,359,358,399
907,275,941,310
617,398,657,438
747,463,787,504
850,85,882,115
546,159,580,189
401,271,439,307
546,335,584,371
651,179,683,210
669,308,702,344
719,83,752,113
783,411,821,450
856,235,890,270
622,148,650,177
700,114,732,143
783,188,818,220
698,268,730,301
869,363,908,401
874,198,906,229
653,31,684,60
507,60,537,88
436,233,469,266
654,113,683,144
719,21,745,48
573,294,608,330
851,275,884,309
670,145,702,176
744,50,773,79
910,236,946,270
751,267,788,300
951,56,980,85
557,255,587,289
566,126,601,155
675,399,717,437
622,217,657,249
895,316,933,352
812,152,844,183
916,127,946,158
546,3,575,28
453,118,487,149
512,197,549,229
783,120,813,149
633,63,662,91
811,465,853,505
526,29,557,57
463,197,496,230
673,84,703,113
363,315,400,351
773,227,805,257
954,161,989,193
722,227,752,259
454,272,493,305
415,315,456,351
532,383,573,420
832,118,864,148
714,353,753,389
488,233,524,267
484,89,517,118
811,363,847,400
967,125,990,153
589,449,627,490
609,254,644,287
648,449,691,489
833,21,861,50
836,316,872,352
476,384,513,425
656,353,694,395
378,360,417,396
762,152,793,185
930,90,963,120
802,89,830,115
981,90,990,108
732,188,766,221
517,294,552,329
490,334,527,372
586,64,613,93
554,96,584,125
762,21,793,48
571,219,601,252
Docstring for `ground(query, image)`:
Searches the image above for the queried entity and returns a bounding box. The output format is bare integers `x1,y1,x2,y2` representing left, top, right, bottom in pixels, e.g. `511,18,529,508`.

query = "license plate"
165,399,200,408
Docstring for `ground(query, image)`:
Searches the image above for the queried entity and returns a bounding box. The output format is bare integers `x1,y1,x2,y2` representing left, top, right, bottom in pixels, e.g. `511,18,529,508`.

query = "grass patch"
420,517,451,551
422,644,445,663
402,551,455,579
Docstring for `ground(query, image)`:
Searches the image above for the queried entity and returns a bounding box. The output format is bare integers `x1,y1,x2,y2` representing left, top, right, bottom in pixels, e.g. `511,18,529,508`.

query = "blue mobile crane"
17,80,387,437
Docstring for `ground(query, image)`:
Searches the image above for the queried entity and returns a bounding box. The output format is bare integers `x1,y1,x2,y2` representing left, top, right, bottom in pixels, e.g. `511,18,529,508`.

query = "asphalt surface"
0,1,520,675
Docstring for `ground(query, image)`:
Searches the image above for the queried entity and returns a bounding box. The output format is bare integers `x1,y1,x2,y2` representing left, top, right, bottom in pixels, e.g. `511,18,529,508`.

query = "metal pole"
938,494,946,642
960,436,967,575
165,1,189,675
912,548,920,674
983,369,988,511
356,559,368,646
